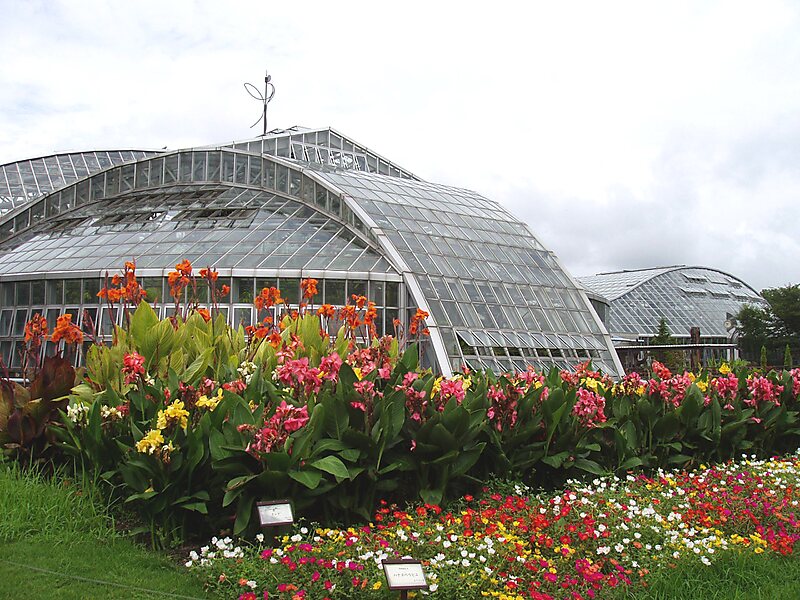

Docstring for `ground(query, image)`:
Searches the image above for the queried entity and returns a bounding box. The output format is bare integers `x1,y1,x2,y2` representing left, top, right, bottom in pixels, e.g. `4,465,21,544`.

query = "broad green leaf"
310,455,350,480
288,469,323,489
129,301,159,348
574,458,606,475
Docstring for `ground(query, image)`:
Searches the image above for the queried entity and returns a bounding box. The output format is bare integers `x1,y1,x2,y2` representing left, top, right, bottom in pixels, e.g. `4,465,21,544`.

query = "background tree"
650,317,685,373
738,283,799,367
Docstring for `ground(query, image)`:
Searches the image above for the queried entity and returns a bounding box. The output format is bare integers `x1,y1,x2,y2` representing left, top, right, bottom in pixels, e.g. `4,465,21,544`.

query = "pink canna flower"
572,388,606,428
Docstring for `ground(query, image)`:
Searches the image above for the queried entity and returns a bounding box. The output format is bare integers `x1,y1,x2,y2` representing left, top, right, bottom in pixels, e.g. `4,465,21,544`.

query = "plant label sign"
256,500,294,527
382,559,427,590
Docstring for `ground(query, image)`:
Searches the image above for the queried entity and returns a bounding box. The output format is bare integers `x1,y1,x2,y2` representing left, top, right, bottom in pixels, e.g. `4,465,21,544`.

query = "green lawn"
0,462,216,600
611,550,800,600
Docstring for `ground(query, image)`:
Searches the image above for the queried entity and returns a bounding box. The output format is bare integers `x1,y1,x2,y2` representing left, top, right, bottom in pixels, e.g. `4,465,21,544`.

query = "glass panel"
83,278,101,303
348,279,367,299
233,307,252,328
46,280,64,304
221,153,234,182
385,282,399,306
192,152,206,181
11,341,24,368
370,281,385,305
248,158,262,186
64,279,81,304
256,277,277,295
13,309,28,335
139,277,163,304
135,161,150,188
233,277,254,303
280,278,300,304
207,152,221,180
265,161,275,189
81,307,98,334
276,165,289,193
31,280,45,305
178,153,192,182
324,279,346,305
99,306,117,335
234,155,247,184
1,282,13,305
0,310,12,336
289,171,301,197
15,281,30,306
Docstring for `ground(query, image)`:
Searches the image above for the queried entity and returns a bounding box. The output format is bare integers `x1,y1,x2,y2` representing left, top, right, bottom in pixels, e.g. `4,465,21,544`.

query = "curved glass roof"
579,266,768,339
0,150,157,215
308,168,621,375
0,184,393,276
0,131,624,377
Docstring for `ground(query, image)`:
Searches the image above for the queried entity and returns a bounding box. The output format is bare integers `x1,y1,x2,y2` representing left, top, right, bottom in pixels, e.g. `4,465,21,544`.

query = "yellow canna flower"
136,429,164,454
157,399,190,430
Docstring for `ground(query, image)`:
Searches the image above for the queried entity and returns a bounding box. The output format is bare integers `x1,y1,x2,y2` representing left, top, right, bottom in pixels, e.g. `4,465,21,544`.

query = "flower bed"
3,259,800,549
187,454,800,599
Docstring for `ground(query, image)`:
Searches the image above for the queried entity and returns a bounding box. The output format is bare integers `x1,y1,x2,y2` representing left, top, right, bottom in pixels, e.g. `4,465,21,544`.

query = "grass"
0,461,217,600
611,551,800,600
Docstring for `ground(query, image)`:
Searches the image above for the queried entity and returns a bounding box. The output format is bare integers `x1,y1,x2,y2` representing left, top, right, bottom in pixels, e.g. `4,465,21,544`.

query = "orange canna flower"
255,287,283,310
409,308,429,336
51,313,84,345
301,278,319,300
199,267,218,282
24,313,48,344
219,284,230,297
175,259,192,276
317,304,336,318
268,331,282,348
195,307,211,322
364,301,378,325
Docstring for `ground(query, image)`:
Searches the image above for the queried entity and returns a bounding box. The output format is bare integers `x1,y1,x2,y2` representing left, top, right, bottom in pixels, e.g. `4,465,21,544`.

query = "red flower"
122,352,146,384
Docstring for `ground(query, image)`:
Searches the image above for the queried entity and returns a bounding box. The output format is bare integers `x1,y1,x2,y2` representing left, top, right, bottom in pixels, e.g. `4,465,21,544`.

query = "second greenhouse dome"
0,127,623,377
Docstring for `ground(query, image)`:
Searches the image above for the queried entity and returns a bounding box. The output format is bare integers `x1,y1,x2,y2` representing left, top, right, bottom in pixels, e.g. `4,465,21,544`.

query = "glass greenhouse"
0,127,623,376
578,266,769,345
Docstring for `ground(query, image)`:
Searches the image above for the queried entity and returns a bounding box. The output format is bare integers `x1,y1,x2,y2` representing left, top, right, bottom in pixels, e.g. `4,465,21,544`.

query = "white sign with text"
256,501,294,527
382,560,428,590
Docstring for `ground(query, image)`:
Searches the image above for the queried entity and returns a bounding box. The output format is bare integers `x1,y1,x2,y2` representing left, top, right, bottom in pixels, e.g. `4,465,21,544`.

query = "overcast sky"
1,0,798,291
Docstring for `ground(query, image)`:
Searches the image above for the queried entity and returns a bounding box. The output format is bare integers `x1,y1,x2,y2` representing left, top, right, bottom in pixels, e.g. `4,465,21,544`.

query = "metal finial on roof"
244,70,276,137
